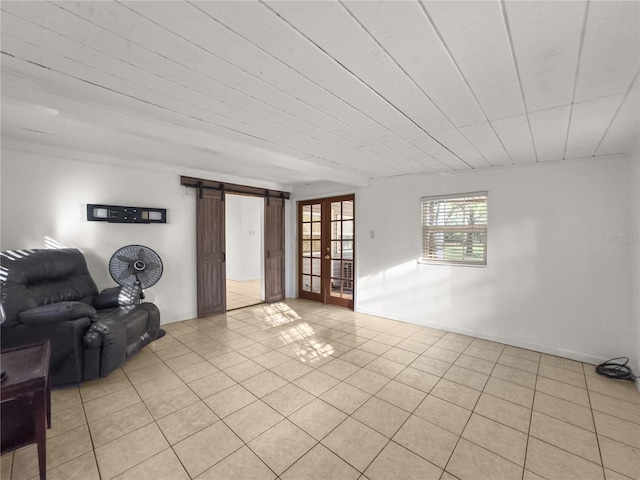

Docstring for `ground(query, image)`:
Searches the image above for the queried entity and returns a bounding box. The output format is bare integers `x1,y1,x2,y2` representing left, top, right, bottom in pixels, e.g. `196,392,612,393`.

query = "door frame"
297,194,355,310
181,176,289,317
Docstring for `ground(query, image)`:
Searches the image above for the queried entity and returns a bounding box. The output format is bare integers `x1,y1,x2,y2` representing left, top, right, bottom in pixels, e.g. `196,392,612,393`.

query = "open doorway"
182,175,287,317
225,194,264,310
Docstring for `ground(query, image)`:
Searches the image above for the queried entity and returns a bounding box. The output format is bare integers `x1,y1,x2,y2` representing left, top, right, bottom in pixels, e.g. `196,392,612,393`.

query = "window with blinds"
421,192,487,265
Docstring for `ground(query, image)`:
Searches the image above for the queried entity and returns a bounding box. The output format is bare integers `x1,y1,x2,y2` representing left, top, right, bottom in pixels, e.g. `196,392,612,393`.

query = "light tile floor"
227,279,262,310
2,299,639,480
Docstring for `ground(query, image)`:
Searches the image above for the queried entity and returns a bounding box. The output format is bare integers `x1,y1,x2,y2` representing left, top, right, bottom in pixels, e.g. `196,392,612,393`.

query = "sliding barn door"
197,188,226,316
264,196,285,303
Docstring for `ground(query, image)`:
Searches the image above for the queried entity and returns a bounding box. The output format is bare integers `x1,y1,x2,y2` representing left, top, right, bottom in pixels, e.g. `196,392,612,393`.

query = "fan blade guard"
109,245,163,289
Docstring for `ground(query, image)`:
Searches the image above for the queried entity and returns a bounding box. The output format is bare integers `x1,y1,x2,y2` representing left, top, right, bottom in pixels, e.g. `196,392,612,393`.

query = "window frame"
420,191,488,267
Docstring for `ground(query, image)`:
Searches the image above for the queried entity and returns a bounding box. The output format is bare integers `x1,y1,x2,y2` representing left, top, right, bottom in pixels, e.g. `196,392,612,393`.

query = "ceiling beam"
1,72,371,188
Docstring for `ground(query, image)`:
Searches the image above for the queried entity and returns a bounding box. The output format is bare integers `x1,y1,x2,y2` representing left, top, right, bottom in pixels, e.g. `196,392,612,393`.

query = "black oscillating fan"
109,245,163,300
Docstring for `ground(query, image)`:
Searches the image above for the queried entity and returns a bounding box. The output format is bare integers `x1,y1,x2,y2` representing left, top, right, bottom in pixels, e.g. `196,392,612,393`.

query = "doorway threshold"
226,301,264,312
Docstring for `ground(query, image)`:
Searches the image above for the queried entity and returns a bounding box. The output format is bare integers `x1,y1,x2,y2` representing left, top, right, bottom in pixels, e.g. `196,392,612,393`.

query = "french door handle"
324,255,330,260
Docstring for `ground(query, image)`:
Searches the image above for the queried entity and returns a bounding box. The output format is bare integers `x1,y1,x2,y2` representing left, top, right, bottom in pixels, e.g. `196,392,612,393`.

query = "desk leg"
46,384,51,429
34,390,47,480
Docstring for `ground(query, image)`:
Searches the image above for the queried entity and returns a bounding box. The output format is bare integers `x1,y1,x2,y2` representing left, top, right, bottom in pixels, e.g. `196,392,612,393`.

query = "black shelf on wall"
87,204,167,224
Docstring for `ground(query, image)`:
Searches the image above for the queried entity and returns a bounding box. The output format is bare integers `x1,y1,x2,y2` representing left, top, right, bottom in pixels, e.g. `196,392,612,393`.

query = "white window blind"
421,192,487,265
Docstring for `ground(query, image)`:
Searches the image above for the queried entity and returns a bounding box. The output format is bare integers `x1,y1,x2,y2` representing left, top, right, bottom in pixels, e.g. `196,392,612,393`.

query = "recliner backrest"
1,248,99,327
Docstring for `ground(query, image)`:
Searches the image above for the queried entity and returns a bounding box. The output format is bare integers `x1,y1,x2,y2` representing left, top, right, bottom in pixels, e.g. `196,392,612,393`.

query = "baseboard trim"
356,308,611,367
161,312,198,325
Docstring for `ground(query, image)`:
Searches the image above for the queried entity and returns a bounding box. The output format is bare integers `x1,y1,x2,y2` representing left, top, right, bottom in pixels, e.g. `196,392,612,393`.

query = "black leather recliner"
0,248,162,386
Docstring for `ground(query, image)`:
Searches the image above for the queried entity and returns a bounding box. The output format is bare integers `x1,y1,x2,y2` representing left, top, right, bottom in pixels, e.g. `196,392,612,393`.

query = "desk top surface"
1,342,50,396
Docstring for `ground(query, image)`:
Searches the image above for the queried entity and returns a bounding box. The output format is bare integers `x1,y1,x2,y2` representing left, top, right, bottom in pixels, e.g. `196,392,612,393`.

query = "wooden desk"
1,341,51,480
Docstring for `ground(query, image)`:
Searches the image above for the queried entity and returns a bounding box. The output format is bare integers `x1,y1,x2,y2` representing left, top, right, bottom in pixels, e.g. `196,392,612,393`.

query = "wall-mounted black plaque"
87,204,167,223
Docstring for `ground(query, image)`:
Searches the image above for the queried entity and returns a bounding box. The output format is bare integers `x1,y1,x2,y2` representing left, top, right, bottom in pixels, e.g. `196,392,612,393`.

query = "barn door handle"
266,250,271,259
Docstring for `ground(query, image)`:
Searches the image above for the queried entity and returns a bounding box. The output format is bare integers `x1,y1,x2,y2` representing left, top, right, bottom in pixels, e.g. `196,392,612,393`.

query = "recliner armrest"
93,285,141,309
18,301,96,326
83,315,128,379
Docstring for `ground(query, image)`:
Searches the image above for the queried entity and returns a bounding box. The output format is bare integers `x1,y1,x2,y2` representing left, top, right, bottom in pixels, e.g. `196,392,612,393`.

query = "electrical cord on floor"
595,357,638,382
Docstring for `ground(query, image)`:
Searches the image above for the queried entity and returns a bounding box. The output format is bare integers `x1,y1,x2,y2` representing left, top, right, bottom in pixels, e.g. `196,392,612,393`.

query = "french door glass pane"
343,220,353,238
302,205,312,222
331,260,341,279
302,258,311,275
331,221,341,240
343,261,353,280
342,201,353,220
331,241,341,258
342,241,353,261
331,202,342,220
341,280,353,299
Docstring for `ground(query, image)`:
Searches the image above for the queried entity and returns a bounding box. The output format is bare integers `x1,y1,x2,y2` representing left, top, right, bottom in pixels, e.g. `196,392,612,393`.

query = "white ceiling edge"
289,152,635,201
4,138,633,200
289,181,358,200
0,139,293,193
366,152,633,185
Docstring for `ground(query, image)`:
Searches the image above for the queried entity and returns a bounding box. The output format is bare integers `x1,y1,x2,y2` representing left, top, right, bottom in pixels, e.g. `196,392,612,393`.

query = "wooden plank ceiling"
1,1,638,189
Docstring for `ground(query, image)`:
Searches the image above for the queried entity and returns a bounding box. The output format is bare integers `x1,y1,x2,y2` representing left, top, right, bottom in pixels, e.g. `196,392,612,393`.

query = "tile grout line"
350,358,442,478
78,387,102,480
204,322,362,479
106,337,204,479
287,343,404,478
440,341,507,478
157,319,291,479
520,349,541,480
584,365,608,480
523,358,612,479
215,412,280,480
109,328,254,479
282,324,419,477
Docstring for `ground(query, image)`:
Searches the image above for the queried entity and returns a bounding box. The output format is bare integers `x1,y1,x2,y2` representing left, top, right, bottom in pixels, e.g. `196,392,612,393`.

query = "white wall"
1,149,290,323
354,157,635,364
226,196,243,281
0,150,198,323
4,147,636,368
225,194,263,282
